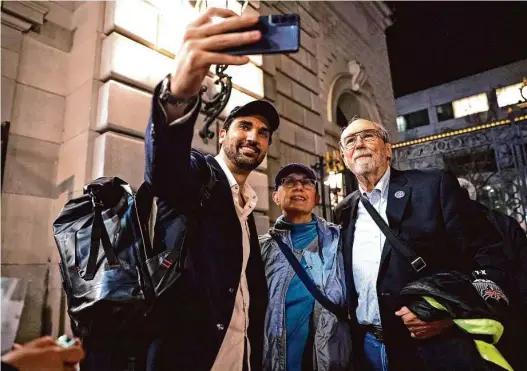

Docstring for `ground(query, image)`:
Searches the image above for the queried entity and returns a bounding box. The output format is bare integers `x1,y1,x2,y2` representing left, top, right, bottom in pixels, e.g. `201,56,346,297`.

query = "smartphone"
222,14,300,55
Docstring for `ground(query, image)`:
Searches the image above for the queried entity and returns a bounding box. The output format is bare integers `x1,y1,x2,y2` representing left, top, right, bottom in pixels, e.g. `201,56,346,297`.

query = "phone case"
223,14,300,55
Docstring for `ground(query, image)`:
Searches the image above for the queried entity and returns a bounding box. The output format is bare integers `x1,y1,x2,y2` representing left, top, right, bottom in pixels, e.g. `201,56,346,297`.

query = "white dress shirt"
352,168,391,327
211,155,258,371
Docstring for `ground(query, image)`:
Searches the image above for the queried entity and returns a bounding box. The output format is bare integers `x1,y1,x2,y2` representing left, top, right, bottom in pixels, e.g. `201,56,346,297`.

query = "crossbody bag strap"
273,236,350,322
359,194,427,273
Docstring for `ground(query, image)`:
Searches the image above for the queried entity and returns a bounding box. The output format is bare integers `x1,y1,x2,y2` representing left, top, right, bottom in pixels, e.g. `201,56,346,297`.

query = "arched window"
335,92,373,128
194,0,249,14
327,72,382,132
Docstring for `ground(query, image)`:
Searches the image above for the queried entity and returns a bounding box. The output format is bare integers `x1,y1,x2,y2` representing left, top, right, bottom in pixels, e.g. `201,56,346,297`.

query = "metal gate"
392,119,527,228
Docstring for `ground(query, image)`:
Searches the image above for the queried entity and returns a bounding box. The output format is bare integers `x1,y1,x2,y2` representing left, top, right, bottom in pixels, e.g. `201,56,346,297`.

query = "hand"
395,306,453,339
169,7,261,99
1,336,85,371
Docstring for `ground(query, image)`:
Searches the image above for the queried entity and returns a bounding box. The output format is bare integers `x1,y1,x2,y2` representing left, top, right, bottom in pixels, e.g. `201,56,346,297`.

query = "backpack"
53,162,217,370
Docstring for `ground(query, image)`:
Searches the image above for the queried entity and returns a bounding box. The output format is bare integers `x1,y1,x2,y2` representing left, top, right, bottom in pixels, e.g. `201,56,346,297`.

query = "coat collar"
214,154,238,188
384,168,411,236
336,168,410,225
336,168,412,268
271,213,339,236
206,154,231,189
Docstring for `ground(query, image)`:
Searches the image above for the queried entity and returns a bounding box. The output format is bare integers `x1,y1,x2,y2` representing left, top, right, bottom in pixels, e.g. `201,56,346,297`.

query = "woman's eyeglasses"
281,178,317,189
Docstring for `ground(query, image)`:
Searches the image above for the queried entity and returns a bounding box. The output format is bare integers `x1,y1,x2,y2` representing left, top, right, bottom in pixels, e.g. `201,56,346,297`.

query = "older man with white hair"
334,117,511,370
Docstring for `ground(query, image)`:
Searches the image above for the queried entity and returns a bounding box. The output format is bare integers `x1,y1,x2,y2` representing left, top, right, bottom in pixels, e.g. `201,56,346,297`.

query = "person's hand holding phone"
169,8,261,101
1,336,85,371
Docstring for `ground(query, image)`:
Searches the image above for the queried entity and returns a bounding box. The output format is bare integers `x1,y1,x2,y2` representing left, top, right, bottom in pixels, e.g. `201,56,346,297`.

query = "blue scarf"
277,215,318,371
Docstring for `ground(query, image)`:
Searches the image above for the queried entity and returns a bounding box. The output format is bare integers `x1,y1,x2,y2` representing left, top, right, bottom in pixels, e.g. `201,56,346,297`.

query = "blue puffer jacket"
259,214,353,371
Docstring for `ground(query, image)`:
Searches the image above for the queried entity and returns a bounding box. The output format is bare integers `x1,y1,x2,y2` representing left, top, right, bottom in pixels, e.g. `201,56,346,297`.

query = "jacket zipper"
271,224,341,371
272,229,296,371
281,272,294,370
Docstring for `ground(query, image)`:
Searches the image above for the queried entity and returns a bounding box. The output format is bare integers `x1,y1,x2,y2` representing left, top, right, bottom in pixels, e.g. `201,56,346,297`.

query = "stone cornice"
1,1,48,32
1,12,32,32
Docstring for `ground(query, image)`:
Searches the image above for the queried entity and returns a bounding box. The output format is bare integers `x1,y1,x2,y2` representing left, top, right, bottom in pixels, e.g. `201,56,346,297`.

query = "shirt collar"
215,154,238,189
359,167,391,197
215,154,258,211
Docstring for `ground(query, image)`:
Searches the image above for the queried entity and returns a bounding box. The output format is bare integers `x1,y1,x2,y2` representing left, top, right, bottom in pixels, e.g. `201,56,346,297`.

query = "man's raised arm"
143,8,261,205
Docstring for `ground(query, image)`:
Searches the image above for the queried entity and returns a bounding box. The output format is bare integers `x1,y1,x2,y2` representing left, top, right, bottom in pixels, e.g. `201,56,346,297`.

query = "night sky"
386,2,527,98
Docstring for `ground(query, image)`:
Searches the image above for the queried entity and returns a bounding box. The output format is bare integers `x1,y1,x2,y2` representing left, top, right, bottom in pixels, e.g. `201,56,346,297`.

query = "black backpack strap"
273,236,350,322
83,202,120,281
359,194,427,273
132,182,157,303
157,162,217,276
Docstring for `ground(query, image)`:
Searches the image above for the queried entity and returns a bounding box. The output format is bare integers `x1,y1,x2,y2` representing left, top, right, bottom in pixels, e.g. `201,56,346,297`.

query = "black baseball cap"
224,100,280,132
274,163,317,190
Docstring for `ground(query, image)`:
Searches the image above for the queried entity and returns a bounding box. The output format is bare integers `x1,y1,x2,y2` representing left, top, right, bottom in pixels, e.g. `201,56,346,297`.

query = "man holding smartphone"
144,8,279,371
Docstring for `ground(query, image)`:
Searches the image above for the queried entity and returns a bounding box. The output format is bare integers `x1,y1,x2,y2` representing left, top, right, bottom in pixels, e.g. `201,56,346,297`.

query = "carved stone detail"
327,66,382,129
1,1,48,32
348,60,367,92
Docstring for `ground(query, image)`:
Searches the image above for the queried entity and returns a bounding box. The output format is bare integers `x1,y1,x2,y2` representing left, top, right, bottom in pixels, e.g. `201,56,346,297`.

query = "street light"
311,156,328,220
324,151,347,210
310,150,348,221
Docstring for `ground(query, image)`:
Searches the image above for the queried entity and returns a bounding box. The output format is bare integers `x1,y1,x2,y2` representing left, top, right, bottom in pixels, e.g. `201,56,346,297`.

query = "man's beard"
223,139,265,171
349,150,382,176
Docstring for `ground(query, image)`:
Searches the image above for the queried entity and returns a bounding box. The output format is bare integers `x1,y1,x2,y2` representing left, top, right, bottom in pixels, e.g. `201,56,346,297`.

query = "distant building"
395,59,527,141
392,60,527,231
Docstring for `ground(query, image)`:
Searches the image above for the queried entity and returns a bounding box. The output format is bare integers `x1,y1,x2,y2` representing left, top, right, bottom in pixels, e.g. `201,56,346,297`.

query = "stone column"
1,0,76,342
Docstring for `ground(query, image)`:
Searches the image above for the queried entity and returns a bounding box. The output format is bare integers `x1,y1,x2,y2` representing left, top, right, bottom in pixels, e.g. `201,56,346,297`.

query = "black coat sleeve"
509,218,527,309
144,82,207,211
440,171,511,293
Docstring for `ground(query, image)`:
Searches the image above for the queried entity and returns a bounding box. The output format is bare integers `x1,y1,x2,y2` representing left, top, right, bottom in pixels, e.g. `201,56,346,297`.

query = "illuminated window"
195,0,248,14
495,83,525,107
452,93,489,118
397,109,429,132
396,116,406,132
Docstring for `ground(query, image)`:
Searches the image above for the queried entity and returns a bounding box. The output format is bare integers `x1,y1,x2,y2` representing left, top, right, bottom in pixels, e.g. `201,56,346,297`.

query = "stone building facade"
1,1,396,341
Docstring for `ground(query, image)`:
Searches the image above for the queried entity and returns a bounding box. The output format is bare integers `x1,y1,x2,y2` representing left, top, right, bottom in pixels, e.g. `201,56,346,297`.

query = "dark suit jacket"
334,168,509,370
485,207,527,309
144,85,268,370
470,201,527,370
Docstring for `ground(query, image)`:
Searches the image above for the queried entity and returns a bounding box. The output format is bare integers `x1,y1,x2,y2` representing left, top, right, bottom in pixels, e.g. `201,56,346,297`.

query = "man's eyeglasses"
281,178,317,189
341,129,383,150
